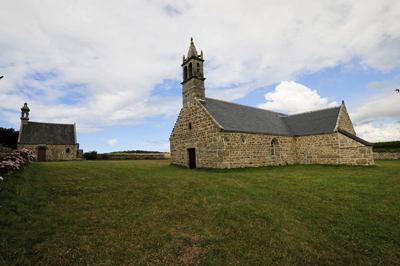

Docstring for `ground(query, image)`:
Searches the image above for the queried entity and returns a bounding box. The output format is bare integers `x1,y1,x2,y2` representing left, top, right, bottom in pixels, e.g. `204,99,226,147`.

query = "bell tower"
20,102,30,125
181,38,205,107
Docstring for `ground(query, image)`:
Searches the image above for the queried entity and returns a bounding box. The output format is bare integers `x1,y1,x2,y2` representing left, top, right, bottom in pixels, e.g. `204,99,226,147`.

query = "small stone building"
170,39,374,168
17,103,83,161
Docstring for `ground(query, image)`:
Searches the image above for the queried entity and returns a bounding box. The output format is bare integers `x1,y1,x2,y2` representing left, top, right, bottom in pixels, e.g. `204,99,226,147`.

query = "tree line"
0,127,19,150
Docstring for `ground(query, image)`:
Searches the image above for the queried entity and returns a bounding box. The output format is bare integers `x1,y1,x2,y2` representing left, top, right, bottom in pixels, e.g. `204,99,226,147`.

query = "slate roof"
282,107,341,135
200,98,293,135
200,98,341,136
19,122,76,145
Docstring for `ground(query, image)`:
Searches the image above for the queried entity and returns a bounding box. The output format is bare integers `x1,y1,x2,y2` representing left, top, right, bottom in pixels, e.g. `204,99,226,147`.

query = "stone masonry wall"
373,153,400,159
18,144,77,161
338,133,374,165
170,99,222,168
295,132,373,166
182,78,205,107
217,132,295,168
295,133,341,164
337,105,356,135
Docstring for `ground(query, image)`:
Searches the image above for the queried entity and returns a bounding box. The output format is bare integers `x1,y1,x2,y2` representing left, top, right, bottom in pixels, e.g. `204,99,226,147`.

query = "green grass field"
1,160,399,265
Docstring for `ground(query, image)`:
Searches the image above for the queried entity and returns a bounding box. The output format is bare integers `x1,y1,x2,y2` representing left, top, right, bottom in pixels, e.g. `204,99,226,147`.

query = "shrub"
0,145,13,154
0,149,36,178
83,150,98,160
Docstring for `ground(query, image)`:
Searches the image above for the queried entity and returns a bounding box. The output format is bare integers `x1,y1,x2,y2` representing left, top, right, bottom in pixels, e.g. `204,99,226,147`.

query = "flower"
0,176,3,180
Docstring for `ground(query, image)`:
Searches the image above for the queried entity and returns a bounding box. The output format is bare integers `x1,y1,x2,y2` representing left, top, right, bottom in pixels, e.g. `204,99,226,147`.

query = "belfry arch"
188,62,193,77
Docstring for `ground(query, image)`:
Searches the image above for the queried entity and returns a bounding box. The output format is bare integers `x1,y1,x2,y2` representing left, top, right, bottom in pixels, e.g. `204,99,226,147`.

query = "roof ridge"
28,121,74,126
281,105,341,117
205,97,287,116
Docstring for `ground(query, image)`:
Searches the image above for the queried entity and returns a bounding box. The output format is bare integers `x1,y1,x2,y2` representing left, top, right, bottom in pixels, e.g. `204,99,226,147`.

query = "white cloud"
107,138,118,146
347,74,400,142
1,0,400,131
350,94,400,124
355,123,400,143
141,140,170,152
259,81,338,113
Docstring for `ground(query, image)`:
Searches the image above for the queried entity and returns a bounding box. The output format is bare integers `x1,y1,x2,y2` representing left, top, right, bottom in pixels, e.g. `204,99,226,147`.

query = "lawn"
1,159,399,265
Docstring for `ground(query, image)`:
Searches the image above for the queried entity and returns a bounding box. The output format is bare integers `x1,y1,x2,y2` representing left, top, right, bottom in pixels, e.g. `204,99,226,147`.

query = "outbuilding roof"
338,129,373,146
19,122,76,145
200,97,341,136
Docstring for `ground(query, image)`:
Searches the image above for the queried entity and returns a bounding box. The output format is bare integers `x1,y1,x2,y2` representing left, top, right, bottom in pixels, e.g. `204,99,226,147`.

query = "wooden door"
188,148,196,169
38,148,46,162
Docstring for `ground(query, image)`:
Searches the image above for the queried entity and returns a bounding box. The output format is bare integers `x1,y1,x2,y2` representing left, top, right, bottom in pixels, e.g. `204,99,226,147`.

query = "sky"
1,0,399,153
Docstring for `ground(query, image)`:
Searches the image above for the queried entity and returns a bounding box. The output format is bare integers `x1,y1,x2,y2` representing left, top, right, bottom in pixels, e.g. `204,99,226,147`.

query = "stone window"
66,148,71,154
271,138,279,155
189,63,193,77
241,136,246,144
197,63,200,73
189,122,192,130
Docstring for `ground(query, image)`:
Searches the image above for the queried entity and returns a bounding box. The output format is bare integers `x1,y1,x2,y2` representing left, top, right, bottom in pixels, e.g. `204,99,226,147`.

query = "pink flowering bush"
0,149,36,178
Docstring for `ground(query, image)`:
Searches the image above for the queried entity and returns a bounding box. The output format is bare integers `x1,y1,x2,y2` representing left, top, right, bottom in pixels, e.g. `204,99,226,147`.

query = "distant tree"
373,140,400,153
83,150,98,160
0,127,19,149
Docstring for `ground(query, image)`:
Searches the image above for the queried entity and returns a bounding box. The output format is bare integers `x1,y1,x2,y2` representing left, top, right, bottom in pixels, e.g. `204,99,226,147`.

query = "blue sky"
1,0,399,153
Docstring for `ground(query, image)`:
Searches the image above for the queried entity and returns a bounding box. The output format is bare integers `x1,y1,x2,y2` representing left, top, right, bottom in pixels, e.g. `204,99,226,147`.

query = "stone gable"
336,104,356,135
170,99,222,168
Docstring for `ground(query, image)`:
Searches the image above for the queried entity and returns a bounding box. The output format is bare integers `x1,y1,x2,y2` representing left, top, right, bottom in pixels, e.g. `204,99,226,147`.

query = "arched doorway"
38,148,46,162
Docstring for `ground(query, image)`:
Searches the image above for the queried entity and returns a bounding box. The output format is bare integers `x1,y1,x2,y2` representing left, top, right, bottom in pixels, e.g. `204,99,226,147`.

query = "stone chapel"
17,103,83,161
170,38,374,168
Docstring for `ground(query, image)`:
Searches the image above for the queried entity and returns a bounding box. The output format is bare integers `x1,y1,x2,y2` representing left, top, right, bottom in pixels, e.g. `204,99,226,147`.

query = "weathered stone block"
356,159,367,165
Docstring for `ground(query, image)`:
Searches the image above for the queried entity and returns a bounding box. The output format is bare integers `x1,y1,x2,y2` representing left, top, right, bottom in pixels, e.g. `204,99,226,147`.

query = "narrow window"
66,148,71,154
189,122,192,130
184,66,188,80
271,138,279,156
189,63,193,77
197,63,200,73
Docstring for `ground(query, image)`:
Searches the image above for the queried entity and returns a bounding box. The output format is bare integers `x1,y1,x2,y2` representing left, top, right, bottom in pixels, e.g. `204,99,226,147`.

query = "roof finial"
187,37,198,58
